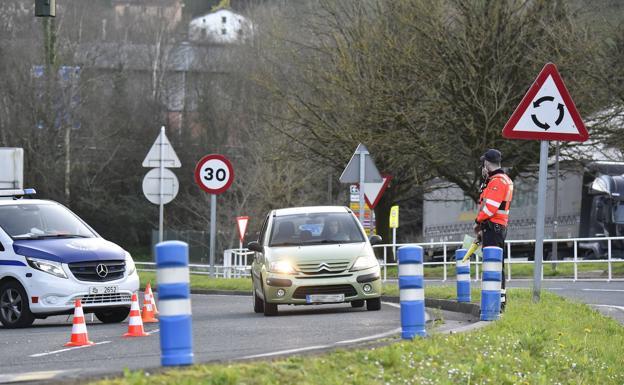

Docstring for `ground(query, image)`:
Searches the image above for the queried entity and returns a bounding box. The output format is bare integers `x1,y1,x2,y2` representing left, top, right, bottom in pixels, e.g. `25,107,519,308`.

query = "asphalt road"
0,294,407,382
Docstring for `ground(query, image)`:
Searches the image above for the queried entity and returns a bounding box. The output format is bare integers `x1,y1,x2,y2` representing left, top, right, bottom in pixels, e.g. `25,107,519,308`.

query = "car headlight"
269,260,296,274
26,257,67,279
350,255,379,271
125,252,136,275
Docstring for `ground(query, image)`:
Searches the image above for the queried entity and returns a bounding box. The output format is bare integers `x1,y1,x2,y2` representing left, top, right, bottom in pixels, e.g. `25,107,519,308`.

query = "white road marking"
335,328,401,345
583,288,624,293
241,345,331,360
0,370,76,383
590,304,624,313
382,302,400,308
146,328,160,335
29,341,111,358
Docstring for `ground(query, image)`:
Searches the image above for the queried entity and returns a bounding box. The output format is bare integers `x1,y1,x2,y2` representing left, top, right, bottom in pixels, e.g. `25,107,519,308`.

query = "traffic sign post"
236,216,249,252
362,175,392,234
194,154,234,277
502,63,588,302
142,126,181,243
340,144,382,228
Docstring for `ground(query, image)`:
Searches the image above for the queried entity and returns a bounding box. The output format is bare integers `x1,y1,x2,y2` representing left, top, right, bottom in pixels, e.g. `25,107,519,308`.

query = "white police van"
0,189,139,328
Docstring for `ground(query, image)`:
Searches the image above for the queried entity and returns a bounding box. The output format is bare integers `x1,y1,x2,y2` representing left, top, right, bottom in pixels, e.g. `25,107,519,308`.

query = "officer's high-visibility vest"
476,172,513,226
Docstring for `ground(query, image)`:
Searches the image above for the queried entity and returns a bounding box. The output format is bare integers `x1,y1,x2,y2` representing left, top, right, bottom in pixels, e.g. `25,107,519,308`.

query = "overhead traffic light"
35,0,55,17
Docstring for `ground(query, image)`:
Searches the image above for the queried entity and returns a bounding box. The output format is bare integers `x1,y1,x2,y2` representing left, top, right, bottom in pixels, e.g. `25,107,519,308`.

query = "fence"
137,236,624,282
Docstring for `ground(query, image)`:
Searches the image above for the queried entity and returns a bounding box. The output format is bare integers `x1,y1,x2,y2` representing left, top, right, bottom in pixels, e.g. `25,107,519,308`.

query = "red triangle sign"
502,63,589,142
362,175,392,209
236,216,249,242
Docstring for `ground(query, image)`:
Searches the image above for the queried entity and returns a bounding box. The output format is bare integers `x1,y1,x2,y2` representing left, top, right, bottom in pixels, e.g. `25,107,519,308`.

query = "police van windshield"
0,203,96,240
269,212,365,247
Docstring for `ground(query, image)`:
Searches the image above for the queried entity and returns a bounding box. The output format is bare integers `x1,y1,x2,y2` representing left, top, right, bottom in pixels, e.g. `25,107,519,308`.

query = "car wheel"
366,297,381,311
253,289,264,313
0,280,35,328
351,300,365,308
94,307,130,323
262,287,278,316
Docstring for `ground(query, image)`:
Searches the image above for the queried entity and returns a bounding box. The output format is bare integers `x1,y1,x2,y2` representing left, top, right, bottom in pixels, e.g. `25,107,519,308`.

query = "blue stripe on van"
0,260,26,266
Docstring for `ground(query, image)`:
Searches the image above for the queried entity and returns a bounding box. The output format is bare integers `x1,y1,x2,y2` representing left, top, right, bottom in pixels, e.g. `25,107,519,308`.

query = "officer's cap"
480,149,502,164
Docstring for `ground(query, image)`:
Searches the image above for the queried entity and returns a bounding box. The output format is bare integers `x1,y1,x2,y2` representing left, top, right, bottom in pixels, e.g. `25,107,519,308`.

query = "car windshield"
0,203,96,240
269,212,365,246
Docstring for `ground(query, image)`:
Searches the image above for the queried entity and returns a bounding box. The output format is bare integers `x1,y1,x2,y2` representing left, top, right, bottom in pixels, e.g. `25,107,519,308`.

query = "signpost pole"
359,152,365,226
552,141,560,272
533,140,549,302
158,126,165,243
210,194,217,277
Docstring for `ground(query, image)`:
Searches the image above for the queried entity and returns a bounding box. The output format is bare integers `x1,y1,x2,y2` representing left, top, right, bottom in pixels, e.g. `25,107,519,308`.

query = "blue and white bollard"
156,241,194,366
481,246,503,321
455,249,471,303
398,245,426,338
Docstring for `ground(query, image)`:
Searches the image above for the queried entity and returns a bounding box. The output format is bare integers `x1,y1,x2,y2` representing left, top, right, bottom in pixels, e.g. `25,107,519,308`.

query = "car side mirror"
247,241,263,253
369,235,382,246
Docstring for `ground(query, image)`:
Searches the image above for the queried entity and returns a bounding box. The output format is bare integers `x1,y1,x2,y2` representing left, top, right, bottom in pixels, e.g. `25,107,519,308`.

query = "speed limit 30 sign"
194,154,234,194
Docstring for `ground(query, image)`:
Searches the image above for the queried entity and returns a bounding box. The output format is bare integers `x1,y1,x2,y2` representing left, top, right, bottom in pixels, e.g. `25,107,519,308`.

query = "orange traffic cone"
141,285,158,323
147,282,158,315
123,293,149,337
65,299,95,347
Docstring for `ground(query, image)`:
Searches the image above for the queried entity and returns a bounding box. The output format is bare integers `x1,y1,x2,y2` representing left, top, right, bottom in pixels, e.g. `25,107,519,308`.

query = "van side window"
258,215,269,245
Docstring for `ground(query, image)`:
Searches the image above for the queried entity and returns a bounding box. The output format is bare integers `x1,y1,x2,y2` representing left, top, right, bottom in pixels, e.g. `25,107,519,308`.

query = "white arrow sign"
142,127,181,168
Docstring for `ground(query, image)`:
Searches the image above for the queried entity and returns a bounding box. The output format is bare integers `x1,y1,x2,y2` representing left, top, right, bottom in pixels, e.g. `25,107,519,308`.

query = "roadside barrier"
398,245,426,338
156,241,194,366
65,299,95,347
455,249,471,302
142,285,158,323
123,293,149,337
481,246,503,321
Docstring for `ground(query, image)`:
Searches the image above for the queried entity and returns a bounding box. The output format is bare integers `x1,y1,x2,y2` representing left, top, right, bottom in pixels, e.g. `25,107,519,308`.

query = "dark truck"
422,161,624,260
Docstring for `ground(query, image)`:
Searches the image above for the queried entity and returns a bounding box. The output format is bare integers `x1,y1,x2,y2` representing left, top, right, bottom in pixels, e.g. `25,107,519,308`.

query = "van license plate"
306,294,345,303
89,286,118,295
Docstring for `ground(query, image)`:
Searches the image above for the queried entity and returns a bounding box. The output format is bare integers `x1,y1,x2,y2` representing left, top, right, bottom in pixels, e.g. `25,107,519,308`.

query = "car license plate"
306,294,345,304
89,286,118,295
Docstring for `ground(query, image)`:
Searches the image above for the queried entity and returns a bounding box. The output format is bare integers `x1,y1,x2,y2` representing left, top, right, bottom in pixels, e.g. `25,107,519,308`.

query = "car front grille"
296,260,351,275
293,284,357,299
68,260,125,282
68,293,132,305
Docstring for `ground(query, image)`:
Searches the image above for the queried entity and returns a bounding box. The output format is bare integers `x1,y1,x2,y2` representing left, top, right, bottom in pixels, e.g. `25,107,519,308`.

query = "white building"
189,9,252,44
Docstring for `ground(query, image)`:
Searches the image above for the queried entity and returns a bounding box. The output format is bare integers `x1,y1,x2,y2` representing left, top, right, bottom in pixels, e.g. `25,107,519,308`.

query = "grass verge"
93,289,624,385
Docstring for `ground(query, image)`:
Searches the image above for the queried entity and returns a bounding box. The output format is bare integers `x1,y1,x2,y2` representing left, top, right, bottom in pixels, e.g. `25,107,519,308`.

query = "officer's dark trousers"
481,220,507,309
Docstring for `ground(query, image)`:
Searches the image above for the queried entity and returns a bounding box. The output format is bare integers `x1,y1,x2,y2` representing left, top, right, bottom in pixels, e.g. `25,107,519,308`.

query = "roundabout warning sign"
502,63,588,142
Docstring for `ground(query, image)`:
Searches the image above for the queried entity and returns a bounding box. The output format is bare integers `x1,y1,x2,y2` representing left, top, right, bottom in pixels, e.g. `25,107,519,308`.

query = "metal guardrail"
373,236,624,282
136,236,624,282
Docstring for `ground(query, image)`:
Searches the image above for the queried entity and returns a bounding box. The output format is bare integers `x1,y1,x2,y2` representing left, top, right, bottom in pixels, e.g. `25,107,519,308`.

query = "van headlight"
26,257,68,279
125,252,136,275
269,260,295,274
350,255,379,271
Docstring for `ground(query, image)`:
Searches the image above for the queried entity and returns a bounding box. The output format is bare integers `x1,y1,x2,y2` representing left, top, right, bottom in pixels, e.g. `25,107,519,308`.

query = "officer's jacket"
476,169,514,226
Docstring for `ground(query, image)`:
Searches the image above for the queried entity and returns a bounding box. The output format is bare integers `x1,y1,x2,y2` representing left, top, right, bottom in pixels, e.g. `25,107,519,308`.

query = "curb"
381,295,481,317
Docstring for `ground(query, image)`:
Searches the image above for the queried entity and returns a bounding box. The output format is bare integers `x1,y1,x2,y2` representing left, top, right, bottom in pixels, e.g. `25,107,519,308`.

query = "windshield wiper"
270,242,302,247
13,234,90,240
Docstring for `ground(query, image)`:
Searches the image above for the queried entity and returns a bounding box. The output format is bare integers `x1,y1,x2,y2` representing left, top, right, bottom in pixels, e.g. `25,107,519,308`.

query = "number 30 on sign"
194,154,234,194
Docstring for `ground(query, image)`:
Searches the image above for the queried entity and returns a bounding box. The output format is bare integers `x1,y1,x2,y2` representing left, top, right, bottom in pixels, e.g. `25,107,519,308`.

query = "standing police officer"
474,149,514,310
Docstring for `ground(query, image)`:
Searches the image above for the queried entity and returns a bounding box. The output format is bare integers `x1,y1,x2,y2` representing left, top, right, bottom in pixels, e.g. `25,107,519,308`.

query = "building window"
222,16,227,23
221,28,227,35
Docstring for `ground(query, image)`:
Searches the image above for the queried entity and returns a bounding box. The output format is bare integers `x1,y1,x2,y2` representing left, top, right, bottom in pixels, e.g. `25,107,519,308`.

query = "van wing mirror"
247,241,263,253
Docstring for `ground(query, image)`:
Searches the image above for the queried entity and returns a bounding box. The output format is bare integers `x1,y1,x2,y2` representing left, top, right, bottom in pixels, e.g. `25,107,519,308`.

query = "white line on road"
590,304,624,313
29,341,111,358
582,289,624,293
241,345,331,360
146,328,160,335
382,302,400,308
335,328,401,345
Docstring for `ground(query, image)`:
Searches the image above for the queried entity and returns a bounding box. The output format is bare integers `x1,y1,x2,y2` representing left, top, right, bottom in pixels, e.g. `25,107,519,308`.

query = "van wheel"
351,300,364,308
0,280,35,328
253,289,264,313
95,307,130,323
366,298,381,311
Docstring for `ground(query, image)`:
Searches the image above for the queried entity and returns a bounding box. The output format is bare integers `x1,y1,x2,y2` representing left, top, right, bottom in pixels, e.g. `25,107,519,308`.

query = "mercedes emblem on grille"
96,264,108,278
